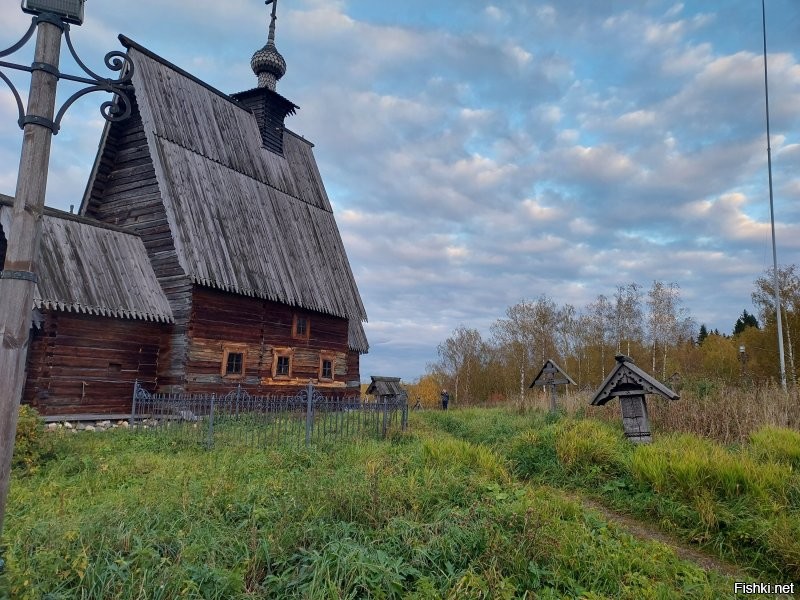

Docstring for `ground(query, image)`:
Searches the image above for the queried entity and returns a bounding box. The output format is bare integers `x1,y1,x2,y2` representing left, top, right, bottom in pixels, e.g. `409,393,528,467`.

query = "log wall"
23,311,167,415
186,286,359,394
82,99,191,391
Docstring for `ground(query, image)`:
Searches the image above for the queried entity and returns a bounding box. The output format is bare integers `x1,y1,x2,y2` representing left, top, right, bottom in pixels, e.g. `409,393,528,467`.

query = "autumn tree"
647,281,695,380
698,331,739,382
435,325,488,405
613,283,644,356
491,301,534,403
490,295,564,401
406,373,442,409
587,294,613,381
752,266,800,386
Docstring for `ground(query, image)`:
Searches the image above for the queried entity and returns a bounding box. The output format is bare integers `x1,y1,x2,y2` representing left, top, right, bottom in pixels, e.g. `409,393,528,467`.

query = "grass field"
1,408,795,599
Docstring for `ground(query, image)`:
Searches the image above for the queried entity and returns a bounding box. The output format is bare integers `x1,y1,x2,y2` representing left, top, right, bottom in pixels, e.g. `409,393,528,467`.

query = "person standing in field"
441,389,449,410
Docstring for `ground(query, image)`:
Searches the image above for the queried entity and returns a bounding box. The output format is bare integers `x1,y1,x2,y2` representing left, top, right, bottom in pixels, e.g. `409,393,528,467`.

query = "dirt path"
570,493,745,578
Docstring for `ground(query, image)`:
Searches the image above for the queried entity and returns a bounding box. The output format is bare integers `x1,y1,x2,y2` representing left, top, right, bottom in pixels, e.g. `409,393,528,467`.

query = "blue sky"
1,0,799,381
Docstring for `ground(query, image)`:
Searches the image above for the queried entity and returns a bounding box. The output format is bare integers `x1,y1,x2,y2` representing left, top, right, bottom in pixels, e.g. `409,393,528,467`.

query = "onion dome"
251,0,286,90
251,42,286,90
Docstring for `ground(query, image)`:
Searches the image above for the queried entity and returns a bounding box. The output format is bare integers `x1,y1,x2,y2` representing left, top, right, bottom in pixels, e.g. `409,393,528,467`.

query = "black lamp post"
0,1,133,551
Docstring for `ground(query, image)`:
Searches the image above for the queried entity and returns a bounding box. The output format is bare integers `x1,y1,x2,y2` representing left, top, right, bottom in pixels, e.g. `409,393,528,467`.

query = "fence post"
305,381,314,446
207,393,216,449
382,398,389,438
402,396,408,431
236,384,241,418
130,380,139,428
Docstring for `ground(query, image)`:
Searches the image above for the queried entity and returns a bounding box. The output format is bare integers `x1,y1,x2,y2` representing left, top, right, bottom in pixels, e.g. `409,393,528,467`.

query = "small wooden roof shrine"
529,359,575,412
590,354,679,444
366,376,405,398
590,354,679,406
529,359,576,388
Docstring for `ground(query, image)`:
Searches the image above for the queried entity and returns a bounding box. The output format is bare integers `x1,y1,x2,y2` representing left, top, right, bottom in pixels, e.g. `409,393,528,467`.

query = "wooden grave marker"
530,359,576,413
590,354,679,444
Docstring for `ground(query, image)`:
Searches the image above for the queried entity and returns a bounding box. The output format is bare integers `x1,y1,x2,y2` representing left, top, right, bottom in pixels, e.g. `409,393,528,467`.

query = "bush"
13,404,53,474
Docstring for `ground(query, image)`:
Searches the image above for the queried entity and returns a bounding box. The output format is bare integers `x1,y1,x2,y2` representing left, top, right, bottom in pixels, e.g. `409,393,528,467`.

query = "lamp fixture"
21,0,86,25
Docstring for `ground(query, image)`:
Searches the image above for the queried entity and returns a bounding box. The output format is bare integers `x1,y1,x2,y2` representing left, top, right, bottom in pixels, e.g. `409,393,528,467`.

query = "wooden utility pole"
0,18,63,537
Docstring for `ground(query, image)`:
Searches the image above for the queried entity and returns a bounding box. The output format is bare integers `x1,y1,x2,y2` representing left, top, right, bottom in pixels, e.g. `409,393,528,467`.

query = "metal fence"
130,381,408,448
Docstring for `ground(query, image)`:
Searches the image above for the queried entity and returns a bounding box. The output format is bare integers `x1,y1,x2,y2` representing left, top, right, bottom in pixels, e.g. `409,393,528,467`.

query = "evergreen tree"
733,310,759,335
697,324,709,345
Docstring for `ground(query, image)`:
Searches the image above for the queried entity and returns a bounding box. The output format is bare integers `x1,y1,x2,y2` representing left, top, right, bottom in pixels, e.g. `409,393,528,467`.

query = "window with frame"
319,352,336,381
277,355,290,376
272,348,293,379
321,360,332,379
221,344,247,378
226,352,243,375
292,314,310,340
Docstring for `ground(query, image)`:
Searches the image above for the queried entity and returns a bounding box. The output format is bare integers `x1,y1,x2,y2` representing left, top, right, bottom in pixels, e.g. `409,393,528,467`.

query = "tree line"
410,267,800,405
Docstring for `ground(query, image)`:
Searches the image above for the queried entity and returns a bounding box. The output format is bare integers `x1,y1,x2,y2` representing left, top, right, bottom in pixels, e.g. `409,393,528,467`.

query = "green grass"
420,408,800,580
1,420,748,599
750,425,800,468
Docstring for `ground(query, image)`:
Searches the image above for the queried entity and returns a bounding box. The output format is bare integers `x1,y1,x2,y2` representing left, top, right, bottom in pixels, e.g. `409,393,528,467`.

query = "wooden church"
0,3,368,415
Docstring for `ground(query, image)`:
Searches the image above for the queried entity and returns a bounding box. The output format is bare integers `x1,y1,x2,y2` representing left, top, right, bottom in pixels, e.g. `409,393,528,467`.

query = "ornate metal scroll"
0,14,134,134
294,385,326,407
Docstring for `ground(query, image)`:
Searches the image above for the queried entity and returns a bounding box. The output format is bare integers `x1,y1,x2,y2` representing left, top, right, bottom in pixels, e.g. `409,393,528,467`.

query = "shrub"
13,404,53,474
750,426,800,468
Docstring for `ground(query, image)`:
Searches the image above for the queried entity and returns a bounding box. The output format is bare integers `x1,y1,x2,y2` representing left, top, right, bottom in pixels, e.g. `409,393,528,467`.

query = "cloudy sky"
1,0,799,381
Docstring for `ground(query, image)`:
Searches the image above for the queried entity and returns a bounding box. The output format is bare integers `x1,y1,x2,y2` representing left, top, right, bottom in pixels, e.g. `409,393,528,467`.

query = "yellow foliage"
406,374,444,409
698,334,739,382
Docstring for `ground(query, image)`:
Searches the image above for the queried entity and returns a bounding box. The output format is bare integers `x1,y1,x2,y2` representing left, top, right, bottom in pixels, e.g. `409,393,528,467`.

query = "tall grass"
421,408,800,580
2,423,741,599
750,425,800,468
630,434,793,504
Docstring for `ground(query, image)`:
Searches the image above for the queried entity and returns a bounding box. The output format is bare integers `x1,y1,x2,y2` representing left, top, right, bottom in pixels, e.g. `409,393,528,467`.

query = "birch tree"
647,281,694,380
753,265,800,386
587,294,613,381
613,282,644,356
436,325,487,404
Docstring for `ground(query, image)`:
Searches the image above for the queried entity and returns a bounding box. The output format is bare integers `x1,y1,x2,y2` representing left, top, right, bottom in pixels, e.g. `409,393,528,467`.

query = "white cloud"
2,0,799,380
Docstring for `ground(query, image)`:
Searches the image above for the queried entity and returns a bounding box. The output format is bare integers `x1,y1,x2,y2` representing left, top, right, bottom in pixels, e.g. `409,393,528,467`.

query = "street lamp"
0,2,133,551
22,0,86,25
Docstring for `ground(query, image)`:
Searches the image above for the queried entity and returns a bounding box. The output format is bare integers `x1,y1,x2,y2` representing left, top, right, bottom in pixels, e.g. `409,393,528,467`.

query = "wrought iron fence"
130,381,408,448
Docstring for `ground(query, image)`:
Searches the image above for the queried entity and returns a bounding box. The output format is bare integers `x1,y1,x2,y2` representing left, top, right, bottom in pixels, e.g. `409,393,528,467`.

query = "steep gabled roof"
590,354,679,405
0,197,173,323
366,376,405,397
529,359,576,388
104,37,367,351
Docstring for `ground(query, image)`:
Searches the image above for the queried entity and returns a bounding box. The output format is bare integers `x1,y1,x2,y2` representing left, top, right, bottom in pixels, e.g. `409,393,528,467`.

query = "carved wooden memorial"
530,359,576,413
590,354,679,444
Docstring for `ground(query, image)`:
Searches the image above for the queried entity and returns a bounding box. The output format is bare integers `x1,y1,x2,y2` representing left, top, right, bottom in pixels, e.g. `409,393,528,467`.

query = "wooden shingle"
0,198,173,323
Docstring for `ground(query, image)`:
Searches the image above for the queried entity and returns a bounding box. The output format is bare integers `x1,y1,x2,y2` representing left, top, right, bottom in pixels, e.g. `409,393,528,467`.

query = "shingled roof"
88,37,367,352
0,197,173,323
